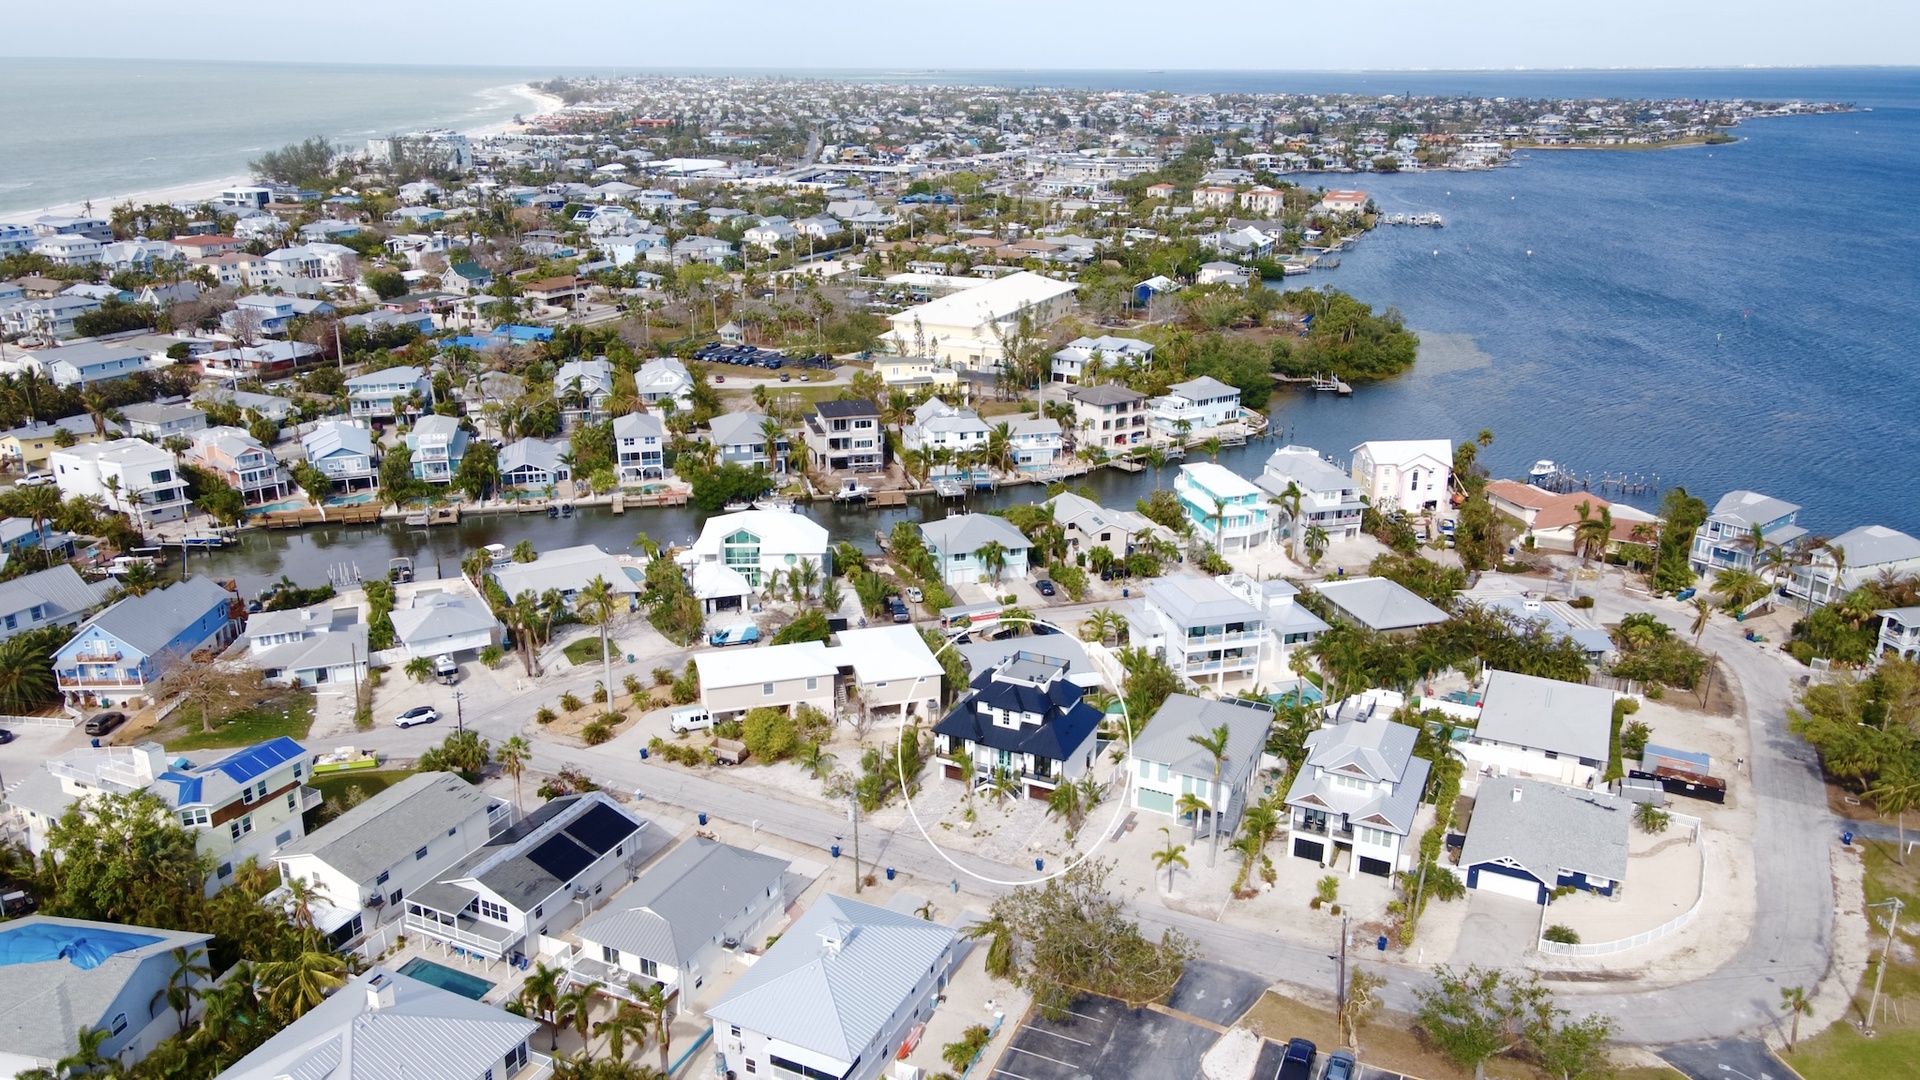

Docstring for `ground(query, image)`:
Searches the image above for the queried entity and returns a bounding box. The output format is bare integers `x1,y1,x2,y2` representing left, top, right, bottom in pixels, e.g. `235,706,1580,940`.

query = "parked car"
1035,579,1056,597
905,586,923,605
669,705,714,733
1322,1049,1355,1080
0,728,13,744
889,597,911,623
1277,1038,1316,1080
83,711,126,737
394,705,439,729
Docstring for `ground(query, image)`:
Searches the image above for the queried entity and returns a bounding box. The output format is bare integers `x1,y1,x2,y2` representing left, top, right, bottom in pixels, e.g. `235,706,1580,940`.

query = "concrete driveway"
1450,892,1541,968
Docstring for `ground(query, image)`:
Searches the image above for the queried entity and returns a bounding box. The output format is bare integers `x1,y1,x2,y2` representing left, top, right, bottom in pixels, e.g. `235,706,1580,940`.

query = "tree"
153,945,213,1033
1529,1010,1617,1080
455,438,500,500
1779,985,1811,1050
1573,501,1613,568
631,980,674,1074
1688,595,1713,643
53,1025,114,1078
556,982,598,1053
0,628,65,714
513,963,566,1051
741,707,799,762
250,135,337,187
40,789,207,924
293,462,333,516
977,539,1008,584
1343,968,1386,1053
256,949,349,1022
963,860,1192,1020
1188,722,1231,867
1413,965,1543,1080
513,539,538,563
1152,827,1190,891
497,735,532,808
578,574,621,715
405,655,433,682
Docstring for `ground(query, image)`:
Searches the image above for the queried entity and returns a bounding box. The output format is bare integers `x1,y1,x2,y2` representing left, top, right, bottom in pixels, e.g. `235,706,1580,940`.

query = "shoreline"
0,82,563,228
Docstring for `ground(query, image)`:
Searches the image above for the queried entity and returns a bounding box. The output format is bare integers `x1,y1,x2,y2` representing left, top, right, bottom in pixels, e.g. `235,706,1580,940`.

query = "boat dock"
1311,374,1354,395
257,503,384,529
1108,459,1145,473
611,493,625,514
871,490,907,507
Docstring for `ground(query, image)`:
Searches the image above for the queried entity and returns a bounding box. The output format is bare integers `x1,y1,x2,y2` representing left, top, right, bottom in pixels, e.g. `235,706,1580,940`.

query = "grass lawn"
305,768,414,829
563,636,621,666
153,690,315,753
1785,839,1920,1078
1786,1025,1920,1080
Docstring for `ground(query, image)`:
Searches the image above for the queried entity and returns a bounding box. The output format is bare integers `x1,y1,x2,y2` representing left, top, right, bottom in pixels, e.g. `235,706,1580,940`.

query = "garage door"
1292,837,1324,863
1358,856,1391,877
1471,865,1543,903
1136,788,1175,814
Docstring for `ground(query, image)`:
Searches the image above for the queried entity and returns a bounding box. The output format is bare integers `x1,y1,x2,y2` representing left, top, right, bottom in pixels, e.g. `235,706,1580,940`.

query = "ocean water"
0,58,537,215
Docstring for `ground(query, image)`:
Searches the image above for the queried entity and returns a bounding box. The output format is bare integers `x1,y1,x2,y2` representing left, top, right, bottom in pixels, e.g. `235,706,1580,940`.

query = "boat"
560,503,574,518
722,500,753,513
179,532,232,549
547,504,560,518
485,543,510,567
832,479,872,502
1528,460,1558,486
388,557,413,584
103,555,157,577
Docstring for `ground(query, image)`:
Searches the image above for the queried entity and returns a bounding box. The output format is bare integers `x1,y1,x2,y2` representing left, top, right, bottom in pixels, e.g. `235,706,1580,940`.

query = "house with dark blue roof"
933,651,1102,800
53,576,241,709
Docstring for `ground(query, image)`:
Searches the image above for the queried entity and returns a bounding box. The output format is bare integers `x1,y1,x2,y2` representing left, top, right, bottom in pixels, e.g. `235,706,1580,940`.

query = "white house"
489,545,640,612
902,398,990,470
1127,574,1268,688
684,509,831,592
388,590,502,660
614,411,667,482
1285,712,1431,877
1878,606,1920,661
1149,376,1243,438
707,894,962,1080
49,438,191,524
300,420,379,491
119,401,207,442
1175,462,1270,551
1350,438,1453,514
1461,778,1629,905
345,365,429,419
635,357,695,412
1785,525,1920,607
1257,445,1366,542
693,641,841,723
1049,334,1153,383
499,437,572,489
885,270,1077,371
244,601,369,689
1128,694,1272,835
1463,669,1615,787
554,357,617,425
1004,415,1063,472
1314,576,1451,636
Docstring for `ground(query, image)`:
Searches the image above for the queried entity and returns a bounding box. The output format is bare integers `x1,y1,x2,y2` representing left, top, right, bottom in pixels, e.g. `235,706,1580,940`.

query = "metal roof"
68,575,234,659
1473,669,1614,763
0,563,112,623
1130,694,1271,782
1140,573,1263,628
575,839,788,968
489,545,639,602
918,513,1029,558
1314,576,1451,632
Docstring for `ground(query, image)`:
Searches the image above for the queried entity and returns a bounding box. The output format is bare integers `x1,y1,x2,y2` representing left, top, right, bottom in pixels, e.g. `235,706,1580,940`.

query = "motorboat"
832,479,873,502
1528,460,1558,486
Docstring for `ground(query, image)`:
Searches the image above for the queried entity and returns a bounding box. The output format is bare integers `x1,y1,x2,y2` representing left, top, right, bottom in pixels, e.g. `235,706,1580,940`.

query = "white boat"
485,542,511,567
1528,460,1558,486
104,555,156,577
832,480,873,502
722,500,754,513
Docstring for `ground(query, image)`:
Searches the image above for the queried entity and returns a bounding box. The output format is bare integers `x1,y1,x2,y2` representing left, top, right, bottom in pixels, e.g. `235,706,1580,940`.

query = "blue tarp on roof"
0,923,162,970
444,336,492,350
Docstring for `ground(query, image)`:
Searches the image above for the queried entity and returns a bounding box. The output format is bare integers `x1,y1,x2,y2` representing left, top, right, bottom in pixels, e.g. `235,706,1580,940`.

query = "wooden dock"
872,490,907,507
256,503,384,529
626,490,688,508
611,493,625,514
1109,459,1145,473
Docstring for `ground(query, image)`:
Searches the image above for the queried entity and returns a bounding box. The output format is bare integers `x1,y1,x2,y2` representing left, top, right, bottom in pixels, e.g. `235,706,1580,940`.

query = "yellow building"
0,415,113,472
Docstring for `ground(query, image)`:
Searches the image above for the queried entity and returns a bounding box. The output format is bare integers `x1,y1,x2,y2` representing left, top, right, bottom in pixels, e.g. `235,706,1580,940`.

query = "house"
1285,712,1431,877
499,437,572,489
1242,185,1287,216
198,340,323,378
0,564,110,642
402,792,659,961
272,772,512,949
919,513,1031,585
554,356,617,425
1196,261,1252,287
1689,490,1807,575
684,509,831,591
1484,596,1614,663
1221,573,1330,659
212,967,542,1080
634,356,694,410
826,625,946,722
12,736,311,887
1350,439,1452,514
246,601,369,689
613,411,667,482
522,275,586,309
1878,606,1920,661
1,295,101,340
1192,185,1238,209
0,414,112,472
262,242,356,281
1258,445,1366,542
1786,525,1920,606
1066,383,1148,450
31,235,104,266
1045,491,1167,562
340,308,434,337
1316,190,1371,214
1127,574,1269,687
51,577,240,708
566,838,789,1004
170,234,246,258
884,270,1077,371
0,917,213,1079
1482,480,1659,555
1464,669,1615,787
388,590,502,660
1149,376,1243,437
707,894,962,1080
704,412,788,473
194,387,294,423
0,515,76,566
1129,694,1272,835
345,365,429,419
1005,415,1063,471
1314,576,1451,636
1176,462,1271,551
41,342,151,388
744,218,799,251
444,261,494,293
50,438,192,524
804,400,885,473
693,640,840,723
490,545,640,612
186,426,290,504
933,650,1103,799
405,414,468,484
1461,778,1629,904
902,398,990,468
873,356,961,394
300,420,379,491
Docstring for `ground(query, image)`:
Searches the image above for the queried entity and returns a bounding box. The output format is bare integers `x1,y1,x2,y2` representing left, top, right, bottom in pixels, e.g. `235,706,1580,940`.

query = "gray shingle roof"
1462,777,1630,885
274,772,495,885
575,839,788,968
919,513,1029,558
1473,669,1614,763
1284,716,1431,835
1314,576,1450,632
706,894,956,1064
0,563,111,623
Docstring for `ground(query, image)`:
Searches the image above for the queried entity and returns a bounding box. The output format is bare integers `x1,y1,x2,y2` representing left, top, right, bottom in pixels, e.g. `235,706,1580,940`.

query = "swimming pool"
397,957,495,1000
249,499,307,515
326,492,375,507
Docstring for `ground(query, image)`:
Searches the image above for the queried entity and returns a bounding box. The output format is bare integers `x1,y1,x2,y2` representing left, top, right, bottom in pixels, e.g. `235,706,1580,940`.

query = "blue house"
1688,490,1806,575
54,576,241,709
345,365,429,419
918,514,1031,586
1460,778,1630,905
406,414,469,485
932,651,1102,800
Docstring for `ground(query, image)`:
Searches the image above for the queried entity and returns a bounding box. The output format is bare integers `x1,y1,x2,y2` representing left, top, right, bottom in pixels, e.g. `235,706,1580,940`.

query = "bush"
582,721,612,745
623,674,642,697
1568,595,1595,609
652,665,674,686
671,662,700,704
479,645,504,668
772,610,831,644
1543,924,1581,945
741,706,798,762
1621,720,1652,760
559,692,582,712
591,682,609,704
1048,563,1088,602
535,706,557,724
1636,803,1671,834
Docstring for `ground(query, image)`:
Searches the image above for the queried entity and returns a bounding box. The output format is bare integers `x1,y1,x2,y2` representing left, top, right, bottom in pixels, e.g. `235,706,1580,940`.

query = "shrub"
670,661,700,704
741,706,799,763
1543,924,1581,944
582,721,613,745
479,645,504,668
559,692,582,712
1048,563,1088,602
1636,803,1671,834
1645,683,1665,700
1568,595,1595,609
1316,875,1340,905
652,666,675,686
1620,720,1652,760
535,706,557,725
623,674,642,697
591,682,609,704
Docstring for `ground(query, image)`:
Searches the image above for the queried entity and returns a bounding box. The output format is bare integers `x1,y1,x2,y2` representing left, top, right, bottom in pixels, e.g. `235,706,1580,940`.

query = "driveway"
1165,960,1270,1027
1450,892,1541,968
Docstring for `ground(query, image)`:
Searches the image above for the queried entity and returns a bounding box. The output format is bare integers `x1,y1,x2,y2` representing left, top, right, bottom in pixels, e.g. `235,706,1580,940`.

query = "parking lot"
1250,1041,1412,1080
692,342,834,370
987,995,1218,1080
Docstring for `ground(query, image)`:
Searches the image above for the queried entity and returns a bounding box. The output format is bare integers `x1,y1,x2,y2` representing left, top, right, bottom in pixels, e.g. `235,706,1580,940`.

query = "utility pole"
453,690,465,734
1867,897,1905,1029
850,794,863,894
1332,913,1349,1036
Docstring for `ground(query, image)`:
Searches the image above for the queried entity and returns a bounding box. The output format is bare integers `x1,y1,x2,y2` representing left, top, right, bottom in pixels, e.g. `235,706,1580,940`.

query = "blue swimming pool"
1266,680,1326,708
249,499,306,515
397,957,495,1000
326,492,375,506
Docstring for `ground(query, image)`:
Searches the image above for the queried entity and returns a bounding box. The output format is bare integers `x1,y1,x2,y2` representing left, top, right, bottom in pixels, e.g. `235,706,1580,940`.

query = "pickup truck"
889,597,911,623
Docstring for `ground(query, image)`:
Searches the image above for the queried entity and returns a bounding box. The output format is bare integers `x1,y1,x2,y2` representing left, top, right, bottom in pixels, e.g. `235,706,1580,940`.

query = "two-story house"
693,640,841,723
0,563,109,641
805,400,885,473
41,341,150,387
1350,439,1453,515
826,625,946,724
1067,383,1148,450
489,545,640,614
705,412,788,473
1462,669,1615,787
13,737,314,889
919,513,1031,586
1688,489,1807,576
273,771,513,949
1798,527,1920,610
402,793,657,962
1257,445,1365,543
707,895,961,1080
554,356,617,427
933,650,1103,800
52,576,242,709
1148,376,1243,438
1217,572,1329,662
1049,334,1153,383
186,426,289,504
0,414,112,473
245,600,370,689
635,356,695,410
903,398,991,478
614,411,667,483
1128,694,1272,839
1176,462,1271,551
50,437,191,524
300,420,379,491
1127,574,1268,688
1878,606,1920,661
345,365,430,419
874,356,961,394
1044,491,1167,563
685,509,831,592
119,401,208,442
1285,712,1431,877
406,414,468,485
567,838,789,1005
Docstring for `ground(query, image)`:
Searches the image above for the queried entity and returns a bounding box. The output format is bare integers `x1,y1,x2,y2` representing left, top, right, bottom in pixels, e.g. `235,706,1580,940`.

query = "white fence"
1537,814,1704,957
0,711,78,728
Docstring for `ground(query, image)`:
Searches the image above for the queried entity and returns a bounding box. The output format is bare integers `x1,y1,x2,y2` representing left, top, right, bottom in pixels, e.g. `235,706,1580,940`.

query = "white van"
669,705,713,733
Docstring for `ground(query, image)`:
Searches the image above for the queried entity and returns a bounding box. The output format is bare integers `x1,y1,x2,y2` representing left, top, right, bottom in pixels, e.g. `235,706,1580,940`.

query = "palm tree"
1188,722,1231,867
1573,500,1613,568
578,575,621,711
152,946,212,1032
791,558,821,604
461,547,493,588
1689,594,1714,643
795,740,837,781
256,950,348,1022
497,735,532,808
1176,791,1209,844
556,982,597,1053
512,539,538,563
54,1026,113,1077
758,417,787,474
1152,827,1189,892
1303,523,1330,568
818,576,845,616
510,590,543,676
594,1002,651,1062
514,963,566,1051
1272,481,1306,561
1779,985,1811,1050
977,540,1008,584
405,655,433,682
1199,436,1223,462
630,981,674,1074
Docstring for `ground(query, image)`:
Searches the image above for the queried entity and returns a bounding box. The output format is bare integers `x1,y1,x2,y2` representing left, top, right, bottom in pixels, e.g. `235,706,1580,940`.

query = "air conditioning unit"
366,894,385,908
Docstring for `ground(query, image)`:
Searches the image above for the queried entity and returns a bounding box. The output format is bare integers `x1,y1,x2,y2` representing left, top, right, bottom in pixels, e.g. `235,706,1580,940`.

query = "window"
376,870,390,886
761,682,774,696
474,899,509,922
603,945,620,964
110,1012,128,1035
805,677,818,691
638,957,658,977
534,905,544,917
230,816,253,840
178,807,209,828
1156,763,1169,783
286,792,298,811
744,1061,756,1074
415,846,430,860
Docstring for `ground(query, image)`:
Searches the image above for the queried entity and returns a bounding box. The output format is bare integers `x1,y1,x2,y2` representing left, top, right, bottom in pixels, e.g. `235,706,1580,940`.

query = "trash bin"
831,844,842,858
886,867,896,881
698,812,708,826
1377,936,1388,951
1034,858,1044,872
1843,831,1855,847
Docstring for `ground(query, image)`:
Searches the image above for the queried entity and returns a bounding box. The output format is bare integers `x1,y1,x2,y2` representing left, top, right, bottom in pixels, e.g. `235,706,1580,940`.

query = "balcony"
57,674,145,689
299,786,324,812
561,951,669,1002
402,911,521,960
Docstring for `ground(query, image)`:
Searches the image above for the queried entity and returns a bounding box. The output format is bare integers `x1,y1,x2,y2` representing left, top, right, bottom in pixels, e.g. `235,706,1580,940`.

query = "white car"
669,705,713,733
394,705,440,729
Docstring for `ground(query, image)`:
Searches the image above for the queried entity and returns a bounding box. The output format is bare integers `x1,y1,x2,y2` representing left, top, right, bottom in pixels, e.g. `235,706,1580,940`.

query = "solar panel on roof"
563,802,640,857
525,835,595,882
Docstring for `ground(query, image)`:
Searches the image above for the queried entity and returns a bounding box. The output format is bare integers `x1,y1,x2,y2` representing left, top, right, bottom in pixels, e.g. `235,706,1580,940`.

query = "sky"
8,0,1920,70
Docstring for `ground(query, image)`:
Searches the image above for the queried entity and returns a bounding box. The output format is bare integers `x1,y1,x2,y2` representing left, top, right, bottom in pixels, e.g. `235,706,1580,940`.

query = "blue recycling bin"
1377,936,1388,951
698,812,708,826
831,844,842,858
1843,831,1855,847
1035,858,1044,872
886,867,896,881
639,746,649,760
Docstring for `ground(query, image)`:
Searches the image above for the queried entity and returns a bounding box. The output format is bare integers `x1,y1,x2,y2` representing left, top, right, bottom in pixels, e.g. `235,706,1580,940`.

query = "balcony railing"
57,674,145,688
402,912,521,959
